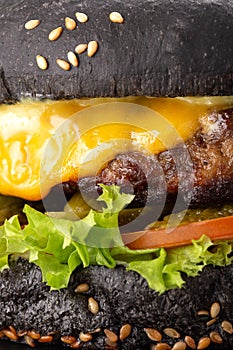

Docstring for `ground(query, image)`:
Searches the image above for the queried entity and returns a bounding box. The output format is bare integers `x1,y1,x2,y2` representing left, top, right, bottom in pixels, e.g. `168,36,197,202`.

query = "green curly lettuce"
0,185,232,293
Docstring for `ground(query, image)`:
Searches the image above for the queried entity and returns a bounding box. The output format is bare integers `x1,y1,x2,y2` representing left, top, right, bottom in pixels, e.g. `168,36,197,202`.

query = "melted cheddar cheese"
0,96,233,201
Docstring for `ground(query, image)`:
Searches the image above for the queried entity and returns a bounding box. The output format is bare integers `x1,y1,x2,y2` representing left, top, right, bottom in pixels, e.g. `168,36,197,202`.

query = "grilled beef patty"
76,108,233,211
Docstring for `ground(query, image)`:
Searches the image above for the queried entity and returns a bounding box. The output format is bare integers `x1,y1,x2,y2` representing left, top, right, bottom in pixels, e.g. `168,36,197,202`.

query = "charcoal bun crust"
0,0,233,102
0,259,233,349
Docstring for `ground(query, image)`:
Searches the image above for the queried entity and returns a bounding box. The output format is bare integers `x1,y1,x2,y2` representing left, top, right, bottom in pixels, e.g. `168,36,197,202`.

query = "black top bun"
0,0,233,102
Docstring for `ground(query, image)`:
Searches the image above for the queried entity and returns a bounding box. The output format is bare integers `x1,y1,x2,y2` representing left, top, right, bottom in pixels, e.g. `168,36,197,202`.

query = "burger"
0,0,233,349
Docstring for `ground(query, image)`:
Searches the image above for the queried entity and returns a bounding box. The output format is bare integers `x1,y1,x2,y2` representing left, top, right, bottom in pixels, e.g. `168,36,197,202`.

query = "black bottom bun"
0,259,233,349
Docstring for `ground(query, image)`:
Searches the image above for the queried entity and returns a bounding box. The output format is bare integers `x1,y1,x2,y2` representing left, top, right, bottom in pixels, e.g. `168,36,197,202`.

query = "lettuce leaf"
123,235,232,293
0,185,232,293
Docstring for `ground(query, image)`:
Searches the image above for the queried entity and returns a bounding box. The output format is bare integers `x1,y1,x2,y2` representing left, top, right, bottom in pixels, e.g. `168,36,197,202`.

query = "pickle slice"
148,204,233,230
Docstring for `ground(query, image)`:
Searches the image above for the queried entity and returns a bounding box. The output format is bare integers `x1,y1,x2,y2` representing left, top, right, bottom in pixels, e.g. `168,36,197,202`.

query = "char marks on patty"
76,108,233,211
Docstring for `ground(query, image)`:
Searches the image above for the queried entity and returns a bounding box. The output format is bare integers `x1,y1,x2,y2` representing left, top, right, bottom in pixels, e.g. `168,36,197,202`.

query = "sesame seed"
3,329,18,341
197,337,211,350
163,328,180,339
75,12,88,23
79,332,92,342
87,41,98,57
17,330,27,337
74,283,89,293
24,335,36,348
65,17,77,30
109,12,124,23
56,59,71,71
197,310,209,317
155,343,171,350
67,51,79,67
90,328,101,334
210,302,220,318
209,331,223,344
9,326,17,336
184,336,196,349
206,317,218,326
70,341,81,349
36,55,48,70
221,320,233,334
27,330,41,340
61,335,77,344
171,342,187,350
104,329,118,343
144,328,162,342
38,335,53,343
75,44,88,54
88,297,99,314
119,324,132,340
48,26,63,41
25,19,41,30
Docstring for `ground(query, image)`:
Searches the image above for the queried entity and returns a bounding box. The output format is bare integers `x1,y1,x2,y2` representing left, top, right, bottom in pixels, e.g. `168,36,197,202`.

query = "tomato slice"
122,215,233,250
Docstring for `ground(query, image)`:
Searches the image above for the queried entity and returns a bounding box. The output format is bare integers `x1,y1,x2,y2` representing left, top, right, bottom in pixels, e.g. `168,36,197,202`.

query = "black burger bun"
0,260,233,350
0,0,233,102
0,1,233,350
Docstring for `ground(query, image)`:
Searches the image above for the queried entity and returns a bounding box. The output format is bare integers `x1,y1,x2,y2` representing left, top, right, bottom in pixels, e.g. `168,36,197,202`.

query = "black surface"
0,0,233,102
1,259,233,349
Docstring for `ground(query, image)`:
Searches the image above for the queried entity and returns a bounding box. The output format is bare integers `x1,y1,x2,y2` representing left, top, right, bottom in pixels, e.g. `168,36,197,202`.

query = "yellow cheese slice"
0,96,232,200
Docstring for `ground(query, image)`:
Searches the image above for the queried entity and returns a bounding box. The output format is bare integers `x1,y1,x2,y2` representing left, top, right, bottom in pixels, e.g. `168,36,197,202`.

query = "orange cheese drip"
0,96,232,201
